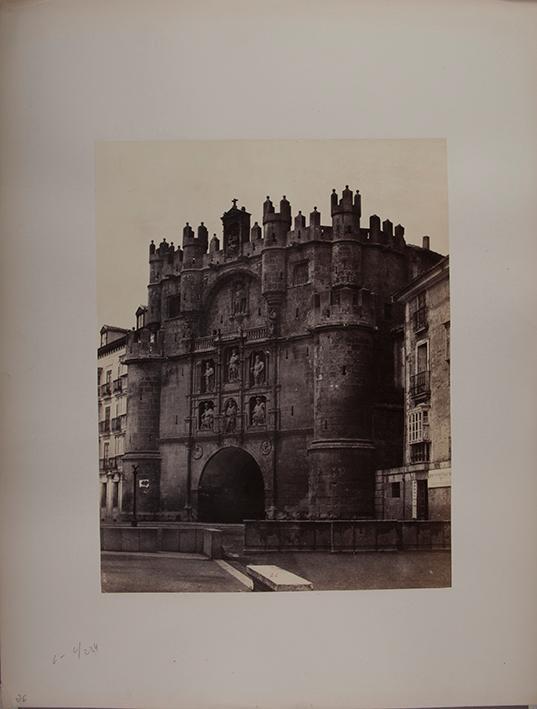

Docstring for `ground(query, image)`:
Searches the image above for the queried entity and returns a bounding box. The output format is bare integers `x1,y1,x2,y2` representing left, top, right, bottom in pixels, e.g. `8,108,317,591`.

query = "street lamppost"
131,464,139,527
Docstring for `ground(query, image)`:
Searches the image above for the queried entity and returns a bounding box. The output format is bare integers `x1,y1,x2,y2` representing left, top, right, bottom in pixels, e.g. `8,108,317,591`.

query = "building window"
330,290,340,306
136,310,146,329
410,442,430,463
100,331,107,347
391,482,401,498
408,407,429,444
394,341,404,389
167,294,181,318
384,303,392,320
410,292,427,331
411,341,430,397
292,261,309,285
313,293,321,308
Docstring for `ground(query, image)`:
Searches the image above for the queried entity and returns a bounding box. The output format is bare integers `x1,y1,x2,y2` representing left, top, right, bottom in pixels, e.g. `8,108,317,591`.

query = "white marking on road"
216,560,253,590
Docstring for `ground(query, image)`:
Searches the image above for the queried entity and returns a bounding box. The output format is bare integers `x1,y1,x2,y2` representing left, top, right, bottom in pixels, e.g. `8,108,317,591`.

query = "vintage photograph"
97,140,451,592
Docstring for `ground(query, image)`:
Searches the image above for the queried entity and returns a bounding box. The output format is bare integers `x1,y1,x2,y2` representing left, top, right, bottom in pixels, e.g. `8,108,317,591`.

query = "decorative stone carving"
199,401,215,430
250,351,266,386
232,279,247,315
250,395,267,427
192,443,203,459
226,348,240,383
201,359,215,393
223,398,238,433
261,439,272,455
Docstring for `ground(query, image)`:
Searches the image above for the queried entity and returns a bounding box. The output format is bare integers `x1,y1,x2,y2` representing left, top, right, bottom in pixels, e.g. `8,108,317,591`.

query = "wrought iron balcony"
99,382,112,397
99,456,122,472
98,420,110,434
412,307,428,332
111,415,126,432
112,378,123,393
410,371,430,398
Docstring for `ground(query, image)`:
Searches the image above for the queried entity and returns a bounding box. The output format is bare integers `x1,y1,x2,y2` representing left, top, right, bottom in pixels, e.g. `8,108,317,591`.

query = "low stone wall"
244,520,450,552
100,525,223,559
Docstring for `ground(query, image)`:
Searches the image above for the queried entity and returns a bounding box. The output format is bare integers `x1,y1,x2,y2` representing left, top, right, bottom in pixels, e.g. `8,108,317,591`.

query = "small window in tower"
291,405,294,417
391,482,401,498
384,303,392,320
313,294,321,308
342,366,347,375
323,420,328,430
295,308,299,318
279,271,283,280
292,261,309,285
167,294,181,318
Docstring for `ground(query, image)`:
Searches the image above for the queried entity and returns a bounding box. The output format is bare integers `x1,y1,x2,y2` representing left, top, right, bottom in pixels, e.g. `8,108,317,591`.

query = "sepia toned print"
97,141,450,592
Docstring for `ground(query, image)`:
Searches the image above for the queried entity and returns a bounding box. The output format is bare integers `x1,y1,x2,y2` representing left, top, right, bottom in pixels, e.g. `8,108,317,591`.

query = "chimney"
422,235,430,250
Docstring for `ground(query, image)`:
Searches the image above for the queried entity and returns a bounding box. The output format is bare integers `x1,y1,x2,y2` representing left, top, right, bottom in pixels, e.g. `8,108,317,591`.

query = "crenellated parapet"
140,187,441,338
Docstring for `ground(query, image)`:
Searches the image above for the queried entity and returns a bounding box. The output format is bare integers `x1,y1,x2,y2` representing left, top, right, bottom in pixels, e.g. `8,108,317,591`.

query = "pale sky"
96,139,448,329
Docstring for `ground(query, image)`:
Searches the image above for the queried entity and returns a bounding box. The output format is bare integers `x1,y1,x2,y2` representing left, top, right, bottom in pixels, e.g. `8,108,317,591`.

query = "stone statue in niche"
202,359,215,392
232,280,247,315
251,351,266,386
227,348,240,382
223,398,238,433
227,231,239,254
251,396,266,426
199,401,215,430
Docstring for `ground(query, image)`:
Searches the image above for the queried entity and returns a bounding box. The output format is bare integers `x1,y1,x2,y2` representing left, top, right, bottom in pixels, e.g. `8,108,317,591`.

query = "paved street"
101,549,450,593
231,551,451,590
101,552,249,593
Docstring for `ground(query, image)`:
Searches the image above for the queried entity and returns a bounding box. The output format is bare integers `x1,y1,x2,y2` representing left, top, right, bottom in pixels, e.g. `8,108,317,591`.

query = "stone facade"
98,325,130,520
122,187,445,522
375,257,451,521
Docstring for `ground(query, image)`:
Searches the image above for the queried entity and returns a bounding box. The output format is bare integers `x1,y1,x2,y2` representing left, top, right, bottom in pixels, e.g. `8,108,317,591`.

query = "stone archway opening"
197,447,265,523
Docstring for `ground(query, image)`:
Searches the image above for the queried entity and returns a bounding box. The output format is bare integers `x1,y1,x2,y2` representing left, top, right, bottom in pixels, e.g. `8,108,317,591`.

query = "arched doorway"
197,447,265,523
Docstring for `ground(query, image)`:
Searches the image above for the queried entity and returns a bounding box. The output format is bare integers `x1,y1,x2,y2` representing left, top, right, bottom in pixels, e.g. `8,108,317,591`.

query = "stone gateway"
122,187,444,522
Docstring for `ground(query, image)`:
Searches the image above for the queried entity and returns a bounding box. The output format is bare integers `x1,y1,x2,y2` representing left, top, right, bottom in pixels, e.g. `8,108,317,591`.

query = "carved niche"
249,351,267,387
224,347,240,384
200,359,216,393
198,401,215,431
249,395,267,427
223,398,238,434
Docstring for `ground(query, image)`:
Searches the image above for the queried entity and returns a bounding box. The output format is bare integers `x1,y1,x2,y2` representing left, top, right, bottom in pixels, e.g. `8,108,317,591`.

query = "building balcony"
111,415,126,432
412,307,428,332
112,378,124,393
99,420,110,434
409,442,430,464
99,456,123,472
410,371,430,399
99,382,112,397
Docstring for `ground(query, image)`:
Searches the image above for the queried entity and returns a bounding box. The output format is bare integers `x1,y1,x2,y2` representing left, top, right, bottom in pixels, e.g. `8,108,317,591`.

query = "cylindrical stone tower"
122,331,162,518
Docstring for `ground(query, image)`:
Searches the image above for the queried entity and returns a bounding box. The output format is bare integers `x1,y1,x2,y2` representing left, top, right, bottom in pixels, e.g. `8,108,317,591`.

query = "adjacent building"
98,325,130,520
119,187,447,523
375,256,450,520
